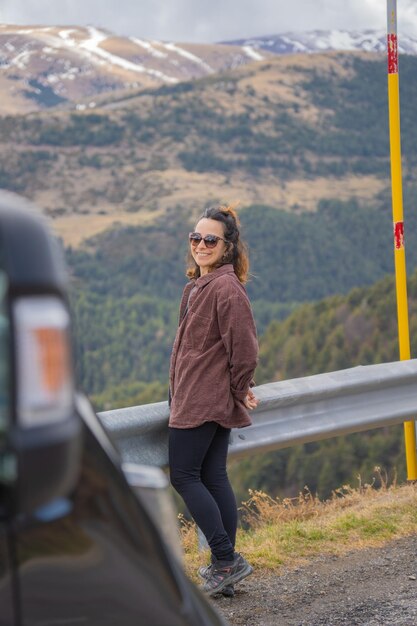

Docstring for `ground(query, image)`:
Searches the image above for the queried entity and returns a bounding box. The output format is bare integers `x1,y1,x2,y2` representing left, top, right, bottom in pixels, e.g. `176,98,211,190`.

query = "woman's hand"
243,388,259,410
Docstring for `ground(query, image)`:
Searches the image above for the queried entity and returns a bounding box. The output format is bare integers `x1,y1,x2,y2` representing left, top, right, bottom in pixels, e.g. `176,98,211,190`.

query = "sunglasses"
189,232,228,248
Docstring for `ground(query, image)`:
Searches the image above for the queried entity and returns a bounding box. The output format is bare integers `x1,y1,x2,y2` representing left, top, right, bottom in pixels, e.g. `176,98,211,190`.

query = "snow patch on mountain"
130,38,168,59
77,27,177,82
161,42,213,72
222,29,417,56
242,45,264,61
2,26,178,83
58,29,78,42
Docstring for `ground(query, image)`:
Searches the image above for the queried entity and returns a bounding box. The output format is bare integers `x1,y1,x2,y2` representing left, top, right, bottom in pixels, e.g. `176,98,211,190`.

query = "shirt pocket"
184,312,211,352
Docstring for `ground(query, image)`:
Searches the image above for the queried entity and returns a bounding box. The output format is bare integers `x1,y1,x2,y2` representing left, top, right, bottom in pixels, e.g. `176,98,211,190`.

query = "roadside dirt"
211,535,417,625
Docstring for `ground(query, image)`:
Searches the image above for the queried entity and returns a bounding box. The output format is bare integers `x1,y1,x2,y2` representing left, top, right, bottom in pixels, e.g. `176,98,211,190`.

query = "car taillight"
13,296,73,426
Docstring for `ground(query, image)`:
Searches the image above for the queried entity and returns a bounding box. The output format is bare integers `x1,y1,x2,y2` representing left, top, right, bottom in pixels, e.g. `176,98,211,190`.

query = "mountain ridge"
2,50,400,246
222,28,417,55
3,25,417,115
3,26,417,249
0,23,271,114
4,49,416,246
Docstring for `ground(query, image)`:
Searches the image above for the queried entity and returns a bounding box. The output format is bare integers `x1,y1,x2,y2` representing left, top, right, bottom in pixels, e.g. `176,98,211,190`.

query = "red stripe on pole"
394,221,404,249
387,33,398,73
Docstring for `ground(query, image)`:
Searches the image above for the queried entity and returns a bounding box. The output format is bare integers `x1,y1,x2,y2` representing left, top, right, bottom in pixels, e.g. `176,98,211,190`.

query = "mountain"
0,24,270,114
2,25,417,249
4,49,417,247
3,25,417,116
222,29,417,55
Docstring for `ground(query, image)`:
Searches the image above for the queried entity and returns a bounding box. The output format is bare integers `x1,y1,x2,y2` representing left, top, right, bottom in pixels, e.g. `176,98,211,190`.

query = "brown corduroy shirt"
169,264,258,429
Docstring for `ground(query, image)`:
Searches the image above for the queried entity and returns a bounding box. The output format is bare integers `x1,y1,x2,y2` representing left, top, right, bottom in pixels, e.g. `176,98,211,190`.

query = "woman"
169,205,259,597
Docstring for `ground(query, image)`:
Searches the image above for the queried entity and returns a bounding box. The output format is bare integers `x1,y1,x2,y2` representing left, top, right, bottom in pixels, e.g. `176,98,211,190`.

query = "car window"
0,268,9,433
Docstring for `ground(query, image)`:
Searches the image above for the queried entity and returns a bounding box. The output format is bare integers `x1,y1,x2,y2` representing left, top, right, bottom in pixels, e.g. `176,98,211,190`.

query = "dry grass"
49,207,165,247
180,471,417,580
46,170,386,247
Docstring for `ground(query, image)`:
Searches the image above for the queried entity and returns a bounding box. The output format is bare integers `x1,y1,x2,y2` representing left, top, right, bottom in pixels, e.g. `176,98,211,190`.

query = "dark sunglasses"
189,232,228,248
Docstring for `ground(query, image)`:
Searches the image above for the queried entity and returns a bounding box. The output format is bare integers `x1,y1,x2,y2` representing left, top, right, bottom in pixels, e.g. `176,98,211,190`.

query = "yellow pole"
387,0,417,479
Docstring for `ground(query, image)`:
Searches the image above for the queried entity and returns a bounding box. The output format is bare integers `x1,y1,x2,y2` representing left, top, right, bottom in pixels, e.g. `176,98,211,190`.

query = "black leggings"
169,421,237,562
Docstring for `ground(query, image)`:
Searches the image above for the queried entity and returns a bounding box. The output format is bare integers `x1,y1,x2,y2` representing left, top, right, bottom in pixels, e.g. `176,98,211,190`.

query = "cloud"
400,0,417,36
2,0,417,42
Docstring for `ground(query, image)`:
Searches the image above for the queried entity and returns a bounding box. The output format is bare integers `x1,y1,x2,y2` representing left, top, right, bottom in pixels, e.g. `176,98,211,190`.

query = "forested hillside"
69,196,417,304
3,52,417,246
229,269,417,501
68,192,417,404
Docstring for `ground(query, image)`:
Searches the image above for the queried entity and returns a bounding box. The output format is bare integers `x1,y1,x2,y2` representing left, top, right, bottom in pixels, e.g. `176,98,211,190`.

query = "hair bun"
220,205,241,227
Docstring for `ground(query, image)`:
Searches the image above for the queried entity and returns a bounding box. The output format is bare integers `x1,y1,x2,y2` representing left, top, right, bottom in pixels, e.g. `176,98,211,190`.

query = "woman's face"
190,218,229,275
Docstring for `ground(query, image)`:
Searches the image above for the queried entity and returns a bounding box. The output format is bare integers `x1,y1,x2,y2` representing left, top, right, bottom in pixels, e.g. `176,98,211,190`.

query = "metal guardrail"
98,360,417,467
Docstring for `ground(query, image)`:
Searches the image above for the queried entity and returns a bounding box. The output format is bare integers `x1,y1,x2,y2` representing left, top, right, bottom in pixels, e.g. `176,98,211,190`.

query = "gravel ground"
211,535,417,625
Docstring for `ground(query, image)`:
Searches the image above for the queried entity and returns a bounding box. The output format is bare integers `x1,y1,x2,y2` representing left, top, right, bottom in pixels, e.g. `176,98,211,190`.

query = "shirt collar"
194,263,235,288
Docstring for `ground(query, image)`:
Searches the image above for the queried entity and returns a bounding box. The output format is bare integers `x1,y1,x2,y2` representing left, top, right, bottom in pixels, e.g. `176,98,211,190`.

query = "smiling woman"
168,204,259,597
186,206,250,283
188,222,229,275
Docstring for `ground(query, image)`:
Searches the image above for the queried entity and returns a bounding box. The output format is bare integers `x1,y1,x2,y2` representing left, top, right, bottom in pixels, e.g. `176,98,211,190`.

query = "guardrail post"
386,0,417,479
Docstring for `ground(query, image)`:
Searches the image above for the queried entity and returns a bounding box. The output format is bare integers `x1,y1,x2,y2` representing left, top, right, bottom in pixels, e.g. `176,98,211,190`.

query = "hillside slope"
6,25,417,116
0,24,270,114
226,267,417,502
4,51,417,246
224,28,417,55
256,268,417,384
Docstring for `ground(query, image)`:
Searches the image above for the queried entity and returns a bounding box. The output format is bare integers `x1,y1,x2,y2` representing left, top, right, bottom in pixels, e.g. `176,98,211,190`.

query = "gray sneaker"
202,553,252,596
198,563,235,597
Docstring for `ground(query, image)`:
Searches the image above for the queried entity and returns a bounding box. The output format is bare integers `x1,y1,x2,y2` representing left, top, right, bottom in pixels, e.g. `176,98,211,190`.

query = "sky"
2,0,417,43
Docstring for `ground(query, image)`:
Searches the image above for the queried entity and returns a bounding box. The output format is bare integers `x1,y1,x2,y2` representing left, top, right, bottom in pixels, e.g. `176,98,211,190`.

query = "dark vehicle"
0,192,227,626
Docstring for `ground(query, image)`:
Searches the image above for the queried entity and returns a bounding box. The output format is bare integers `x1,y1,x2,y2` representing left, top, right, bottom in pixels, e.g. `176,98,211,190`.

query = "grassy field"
180,473,417,581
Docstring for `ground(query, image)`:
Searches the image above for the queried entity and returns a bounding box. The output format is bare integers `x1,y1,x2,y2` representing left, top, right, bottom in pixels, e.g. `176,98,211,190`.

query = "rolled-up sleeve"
217,289,259,401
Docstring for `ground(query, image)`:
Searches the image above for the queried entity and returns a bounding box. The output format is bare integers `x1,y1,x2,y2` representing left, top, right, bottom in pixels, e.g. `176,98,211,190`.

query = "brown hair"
186,205,250,284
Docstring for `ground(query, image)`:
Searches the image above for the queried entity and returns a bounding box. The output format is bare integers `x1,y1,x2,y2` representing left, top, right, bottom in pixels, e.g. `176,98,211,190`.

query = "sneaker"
198,563,235,597
219,584,235,598
202,553,253,596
